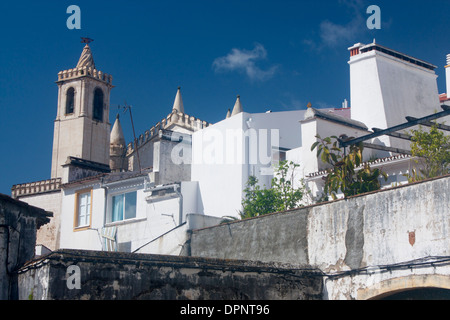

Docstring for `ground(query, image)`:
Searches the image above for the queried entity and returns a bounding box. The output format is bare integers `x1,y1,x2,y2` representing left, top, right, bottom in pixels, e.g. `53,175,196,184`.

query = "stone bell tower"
51,39,114,179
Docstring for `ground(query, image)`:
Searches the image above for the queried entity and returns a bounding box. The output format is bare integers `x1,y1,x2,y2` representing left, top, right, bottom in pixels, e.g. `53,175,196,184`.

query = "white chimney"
348,42,439,150
446,54,450,96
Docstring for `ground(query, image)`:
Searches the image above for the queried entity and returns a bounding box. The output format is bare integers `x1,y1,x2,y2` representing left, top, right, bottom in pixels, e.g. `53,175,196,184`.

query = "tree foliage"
408,123,450,181
239,161,306,219
311,135,387,200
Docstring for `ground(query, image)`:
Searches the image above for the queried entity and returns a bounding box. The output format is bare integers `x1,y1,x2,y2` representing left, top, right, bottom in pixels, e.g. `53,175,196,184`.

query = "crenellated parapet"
126,110,212,156
57,66,113,85
11,178,62,199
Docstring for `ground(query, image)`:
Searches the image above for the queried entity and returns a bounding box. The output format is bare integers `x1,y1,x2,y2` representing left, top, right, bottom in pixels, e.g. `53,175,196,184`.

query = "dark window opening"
66,87,75,115
93,88,104,121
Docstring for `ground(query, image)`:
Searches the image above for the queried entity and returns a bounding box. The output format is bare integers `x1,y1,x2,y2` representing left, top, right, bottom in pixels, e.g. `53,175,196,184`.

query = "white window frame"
109,190,137,223
74,188,93,230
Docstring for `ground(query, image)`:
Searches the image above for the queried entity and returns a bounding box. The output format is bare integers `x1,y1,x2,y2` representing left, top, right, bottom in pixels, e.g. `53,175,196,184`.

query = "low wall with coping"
189,175,450,299
18,249,323,300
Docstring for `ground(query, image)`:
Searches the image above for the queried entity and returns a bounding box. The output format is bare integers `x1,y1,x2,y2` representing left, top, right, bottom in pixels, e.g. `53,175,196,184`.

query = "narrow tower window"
66,87,75,114
93,88,104,121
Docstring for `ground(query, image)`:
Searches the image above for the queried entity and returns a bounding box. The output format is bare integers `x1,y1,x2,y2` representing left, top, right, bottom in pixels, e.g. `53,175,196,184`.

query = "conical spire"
110,114,126,172
226,109,231,119
110,114,126,150
76,44,96,69
172,87,184,113
231,95,243,116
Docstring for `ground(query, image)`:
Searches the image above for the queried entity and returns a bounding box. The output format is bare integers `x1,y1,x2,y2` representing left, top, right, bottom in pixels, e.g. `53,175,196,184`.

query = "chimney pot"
348,43,365,57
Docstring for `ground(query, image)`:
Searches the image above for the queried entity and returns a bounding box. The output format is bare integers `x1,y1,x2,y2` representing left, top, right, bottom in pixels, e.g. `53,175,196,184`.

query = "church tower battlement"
57,66,113,84
51,39,113,179
124,87,212,158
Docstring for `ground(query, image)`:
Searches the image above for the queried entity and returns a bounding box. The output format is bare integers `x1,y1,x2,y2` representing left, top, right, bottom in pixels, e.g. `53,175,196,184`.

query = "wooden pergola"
339,105,450,155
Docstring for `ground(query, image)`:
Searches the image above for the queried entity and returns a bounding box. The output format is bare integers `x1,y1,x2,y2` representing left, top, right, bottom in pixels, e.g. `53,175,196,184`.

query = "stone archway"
379,288,450,300
357,274,450,300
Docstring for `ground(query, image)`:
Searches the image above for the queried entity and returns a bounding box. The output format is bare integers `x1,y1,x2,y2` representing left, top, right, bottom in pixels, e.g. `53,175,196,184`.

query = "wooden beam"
372,128,413,141
405,117,450,132
340,106,450,148
362,143,412,155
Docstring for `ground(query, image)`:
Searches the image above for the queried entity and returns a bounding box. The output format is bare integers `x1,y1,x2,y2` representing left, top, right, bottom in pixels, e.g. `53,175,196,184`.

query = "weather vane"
81,37,94,44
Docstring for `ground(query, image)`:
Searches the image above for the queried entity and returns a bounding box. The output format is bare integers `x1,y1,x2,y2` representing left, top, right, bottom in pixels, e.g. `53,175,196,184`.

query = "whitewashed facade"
59,171,221,253
12,40,450,255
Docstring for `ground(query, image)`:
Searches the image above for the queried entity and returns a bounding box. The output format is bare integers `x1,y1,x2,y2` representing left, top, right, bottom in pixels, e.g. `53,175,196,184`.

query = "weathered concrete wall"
18,249,323,300
189,175,450,299
0,194,51,300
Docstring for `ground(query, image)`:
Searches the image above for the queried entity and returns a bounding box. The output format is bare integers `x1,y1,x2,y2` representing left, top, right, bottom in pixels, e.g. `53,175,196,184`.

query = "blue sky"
1,0,449,195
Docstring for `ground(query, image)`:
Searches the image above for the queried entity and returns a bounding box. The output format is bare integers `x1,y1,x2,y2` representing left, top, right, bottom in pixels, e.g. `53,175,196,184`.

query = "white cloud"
305,0,367,49
319,15,364,47
212,43,278,81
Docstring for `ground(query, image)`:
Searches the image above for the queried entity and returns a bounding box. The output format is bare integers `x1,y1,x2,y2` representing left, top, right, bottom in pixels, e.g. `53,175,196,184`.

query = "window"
93,88,104,121
74,189,92,229
111,191,137,222
66,87,75,114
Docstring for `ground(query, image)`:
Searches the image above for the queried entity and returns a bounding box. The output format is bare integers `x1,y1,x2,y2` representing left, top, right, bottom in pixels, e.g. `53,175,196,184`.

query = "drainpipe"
100,177,108,227
174,184,183,225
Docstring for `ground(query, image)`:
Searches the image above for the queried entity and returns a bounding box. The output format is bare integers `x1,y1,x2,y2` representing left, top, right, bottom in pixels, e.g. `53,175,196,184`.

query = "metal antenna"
120,102,142,173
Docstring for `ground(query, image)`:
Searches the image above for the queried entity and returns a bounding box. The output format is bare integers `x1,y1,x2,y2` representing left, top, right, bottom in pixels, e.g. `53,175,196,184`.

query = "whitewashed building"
191,96,309,218
59,168,220,254
11,40,450,254
191,41,449,215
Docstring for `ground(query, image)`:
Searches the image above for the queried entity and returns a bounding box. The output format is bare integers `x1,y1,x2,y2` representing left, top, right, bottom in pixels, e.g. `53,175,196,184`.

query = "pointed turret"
110,114,126,148
231,95,243,116
76,44,96,69
172,87,185,113
226,109,231,119
110,114,127,172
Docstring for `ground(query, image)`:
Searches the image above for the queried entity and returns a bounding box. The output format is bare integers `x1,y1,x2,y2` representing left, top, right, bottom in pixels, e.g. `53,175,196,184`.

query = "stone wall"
12,191,61,251
18,249,323,300
0,194,51,300
188,175,450,299
190,175,450,266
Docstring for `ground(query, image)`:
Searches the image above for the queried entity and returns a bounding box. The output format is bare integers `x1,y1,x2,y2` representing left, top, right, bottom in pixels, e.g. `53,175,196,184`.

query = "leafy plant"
271,160,305,212
408,123,450,181
311,135,387,200
239,176,280,219
239,161,307,219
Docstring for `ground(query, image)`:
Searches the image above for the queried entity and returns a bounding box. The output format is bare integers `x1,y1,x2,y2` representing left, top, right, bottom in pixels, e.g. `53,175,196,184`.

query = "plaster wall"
59,180,212,254
349,50,440,149
15,192,61,251
190,175,450,299
191,110,306,219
